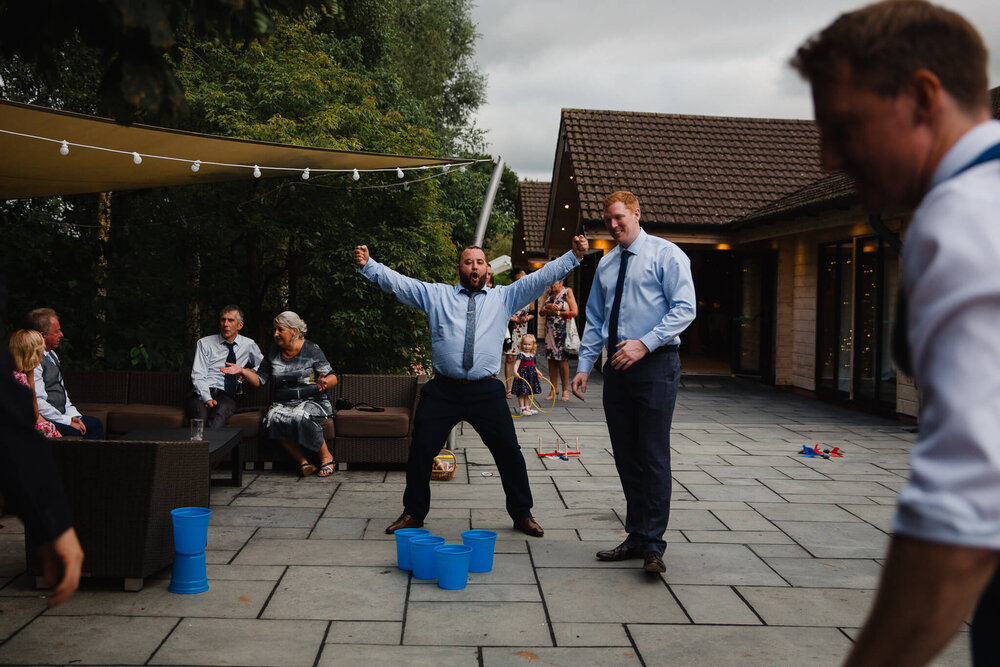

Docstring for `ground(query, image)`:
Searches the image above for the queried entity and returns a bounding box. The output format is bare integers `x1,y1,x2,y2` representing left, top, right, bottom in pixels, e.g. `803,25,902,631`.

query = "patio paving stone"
775,521,890,558
627,624,851,666
404,601,551,646
482,647,641,665
262,565,407,621
538,567,686,623
325,620,401,644
763,557,882,589
0,615,177,665
318,644,479,666
0,596,45,640
736,586,875,626
551,622,631,647
44,578,276,617
670,584,761,625
150,618,326,666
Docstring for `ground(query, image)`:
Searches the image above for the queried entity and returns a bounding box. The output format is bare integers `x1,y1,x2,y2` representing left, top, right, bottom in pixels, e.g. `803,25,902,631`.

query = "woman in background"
7,329,60,438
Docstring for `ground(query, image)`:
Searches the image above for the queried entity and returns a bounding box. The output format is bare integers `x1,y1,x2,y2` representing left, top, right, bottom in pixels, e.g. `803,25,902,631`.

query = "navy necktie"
461,289,482,371
223,341,238,396
607,250,631,353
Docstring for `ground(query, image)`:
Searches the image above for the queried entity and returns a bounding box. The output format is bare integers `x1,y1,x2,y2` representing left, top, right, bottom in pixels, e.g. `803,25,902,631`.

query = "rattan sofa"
332,374,423,466
25,438,210,592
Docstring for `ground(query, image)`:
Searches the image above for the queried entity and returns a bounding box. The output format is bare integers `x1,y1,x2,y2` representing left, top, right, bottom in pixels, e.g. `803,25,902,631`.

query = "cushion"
334,406,409,438
226,409,263,438
72,402,117,435
107,404,185,433
321,418,335,443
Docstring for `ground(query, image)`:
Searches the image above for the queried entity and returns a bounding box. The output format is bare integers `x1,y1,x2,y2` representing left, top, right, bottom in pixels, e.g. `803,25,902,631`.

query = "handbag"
335,398,384,412
563,316,580,355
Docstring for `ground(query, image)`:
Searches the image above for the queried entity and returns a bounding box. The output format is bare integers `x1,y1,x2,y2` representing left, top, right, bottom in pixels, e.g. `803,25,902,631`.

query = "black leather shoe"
513,516,544,537
596,542,644,561
385,513,423,534
643,551,666,573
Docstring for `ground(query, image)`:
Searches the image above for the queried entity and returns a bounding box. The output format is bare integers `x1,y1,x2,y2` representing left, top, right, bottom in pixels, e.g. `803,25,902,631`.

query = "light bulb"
403,181,410,191
59,140,69,156
396,167,404,178
253,165,261,178
352,168,360,181
301,168,310,180
191,160,201,173
442,164,450,172
132,152,142,165
459,165,466,173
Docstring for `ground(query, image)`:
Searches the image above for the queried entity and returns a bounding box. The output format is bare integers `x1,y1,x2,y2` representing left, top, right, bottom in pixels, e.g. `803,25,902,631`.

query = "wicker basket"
431,449,456,481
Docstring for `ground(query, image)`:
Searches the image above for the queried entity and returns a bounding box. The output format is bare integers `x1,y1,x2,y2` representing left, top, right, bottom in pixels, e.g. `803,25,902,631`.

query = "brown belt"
434,373,497,385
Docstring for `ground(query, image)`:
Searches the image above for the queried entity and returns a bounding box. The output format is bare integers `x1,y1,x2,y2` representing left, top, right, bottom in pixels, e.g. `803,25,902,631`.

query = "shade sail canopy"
0,99,456,199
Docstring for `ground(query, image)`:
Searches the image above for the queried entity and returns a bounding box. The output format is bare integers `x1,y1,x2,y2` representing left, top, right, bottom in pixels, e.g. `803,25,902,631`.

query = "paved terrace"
0,373,970,666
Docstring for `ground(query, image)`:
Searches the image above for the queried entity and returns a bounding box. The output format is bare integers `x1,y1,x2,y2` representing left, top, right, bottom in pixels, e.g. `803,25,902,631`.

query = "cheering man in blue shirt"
572,191,696,573
354,236,588,537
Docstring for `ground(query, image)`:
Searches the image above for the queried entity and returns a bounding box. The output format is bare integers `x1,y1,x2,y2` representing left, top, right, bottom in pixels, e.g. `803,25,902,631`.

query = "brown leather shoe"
385,513,423,534
596,542,644,561
643,551,666,573
513,516,544,537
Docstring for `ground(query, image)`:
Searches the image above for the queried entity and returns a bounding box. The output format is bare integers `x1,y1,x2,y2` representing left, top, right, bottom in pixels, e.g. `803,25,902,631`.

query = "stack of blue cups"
169,507,212,594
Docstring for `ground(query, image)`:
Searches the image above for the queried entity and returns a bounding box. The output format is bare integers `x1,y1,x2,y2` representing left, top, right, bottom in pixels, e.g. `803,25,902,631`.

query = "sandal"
318,461,336,477
299,461,317,477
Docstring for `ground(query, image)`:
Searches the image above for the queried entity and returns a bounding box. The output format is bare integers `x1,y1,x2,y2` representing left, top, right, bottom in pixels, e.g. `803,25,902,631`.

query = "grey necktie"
461,289,482,371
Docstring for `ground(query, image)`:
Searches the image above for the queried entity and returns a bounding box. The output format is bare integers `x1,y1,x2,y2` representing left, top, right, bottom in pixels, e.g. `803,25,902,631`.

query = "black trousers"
52,414,104,440
186,389,237,428
972,562,1000,665
602,348,681,555
403,377,533,522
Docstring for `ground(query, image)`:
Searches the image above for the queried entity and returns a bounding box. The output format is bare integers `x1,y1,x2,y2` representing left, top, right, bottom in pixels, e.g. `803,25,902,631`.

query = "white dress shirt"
893,120,1000,548
360,250,580,380
576,229,697,375
33,350,80,425
191,333,264,403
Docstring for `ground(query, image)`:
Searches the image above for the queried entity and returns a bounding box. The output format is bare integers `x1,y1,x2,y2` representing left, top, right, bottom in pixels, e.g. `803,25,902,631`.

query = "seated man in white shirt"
188,305,264,428
26,308,104,439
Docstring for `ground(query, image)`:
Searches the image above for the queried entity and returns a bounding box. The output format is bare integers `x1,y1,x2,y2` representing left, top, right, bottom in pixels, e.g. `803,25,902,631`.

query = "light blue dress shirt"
577,229,696,374
893,120,1000,549
191,334,264,403
360,250,581,380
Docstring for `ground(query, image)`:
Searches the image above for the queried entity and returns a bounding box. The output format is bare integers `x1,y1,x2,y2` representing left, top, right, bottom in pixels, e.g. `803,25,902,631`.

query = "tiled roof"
562,109,825,226
737,172,856,225
517,180,550,254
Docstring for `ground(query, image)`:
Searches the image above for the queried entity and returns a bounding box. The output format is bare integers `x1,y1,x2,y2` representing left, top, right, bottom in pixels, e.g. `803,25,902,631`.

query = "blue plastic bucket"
409,535,446,580
169,552,209,594
435,544,473,590
461,529,498,573
394,528,430,570
170,507,212,555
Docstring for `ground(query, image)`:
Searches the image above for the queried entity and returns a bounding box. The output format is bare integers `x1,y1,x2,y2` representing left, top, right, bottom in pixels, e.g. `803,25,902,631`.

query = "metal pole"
473,156,505,247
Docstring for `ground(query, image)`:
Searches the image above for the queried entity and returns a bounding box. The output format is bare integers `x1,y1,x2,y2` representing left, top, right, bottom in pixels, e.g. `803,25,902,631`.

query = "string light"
0,127,491,185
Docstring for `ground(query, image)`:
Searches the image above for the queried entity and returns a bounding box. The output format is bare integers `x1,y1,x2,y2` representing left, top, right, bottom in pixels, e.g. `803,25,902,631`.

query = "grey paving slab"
712,509,778,532
662,543,789,586
671,584,762,625
234,537,394,566
151,618,326,666
409,582,540,602
765,479,898,497
325,620,401,644
683,483,786,503
482,647,642,665
310,517,369,539
777,521,890,558
404,601,551,646
0,615,177,665
764,557,883,589
204,563,286,581
45,578,276,617
551,622,631,647
210,505,323,528
628,624,852,666
702,465,792,480
538,567,687,623
0,535,24,578
750,502,863,522
464,553,536,585
319,645,480,666
682,530,793,545
737,586,875,627
840,503,898,532
263,565,407,620
206,524,257,550
0,595,45,640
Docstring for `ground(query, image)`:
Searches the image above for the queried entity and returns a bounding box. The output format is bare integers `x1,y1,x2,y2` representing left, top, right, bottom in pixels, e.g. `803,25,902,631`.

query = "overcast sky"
470,0,1000,181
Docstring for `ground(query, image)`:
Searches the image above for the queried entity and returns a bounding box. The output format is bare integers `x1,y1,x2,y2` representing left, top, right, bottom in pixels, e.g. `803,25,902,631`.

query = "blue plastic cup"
409,535,446,580
169,552,209,594
435,545,473,590
461,529,498,573
393,528,430,570
171,507,212,555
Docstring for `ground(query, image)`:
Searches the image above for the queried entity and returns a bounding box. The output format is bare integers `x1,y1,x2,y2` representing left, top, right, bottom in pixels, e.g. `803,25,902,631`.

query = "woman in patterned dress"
7,329,60,438
227,311,337,477
542,279,578,401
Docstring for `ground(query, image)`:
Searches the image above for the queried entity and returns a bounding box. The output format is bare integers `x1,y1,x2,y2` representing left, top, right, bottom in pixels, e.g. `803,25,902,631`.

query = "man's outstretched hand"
353,245,370,268
572,235,589,260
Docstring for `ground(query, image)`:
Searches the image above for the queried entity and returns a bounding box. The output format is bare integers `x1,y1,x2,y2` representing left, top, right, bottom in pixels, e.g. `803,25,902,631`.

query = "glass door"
816,241,853,395
733,252,776,381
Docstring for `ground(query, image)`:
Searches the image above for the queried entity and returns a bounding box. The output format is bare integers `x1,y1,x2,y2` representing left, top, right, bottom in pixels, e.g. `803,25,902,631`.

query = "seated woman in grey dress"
224,311,337,477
